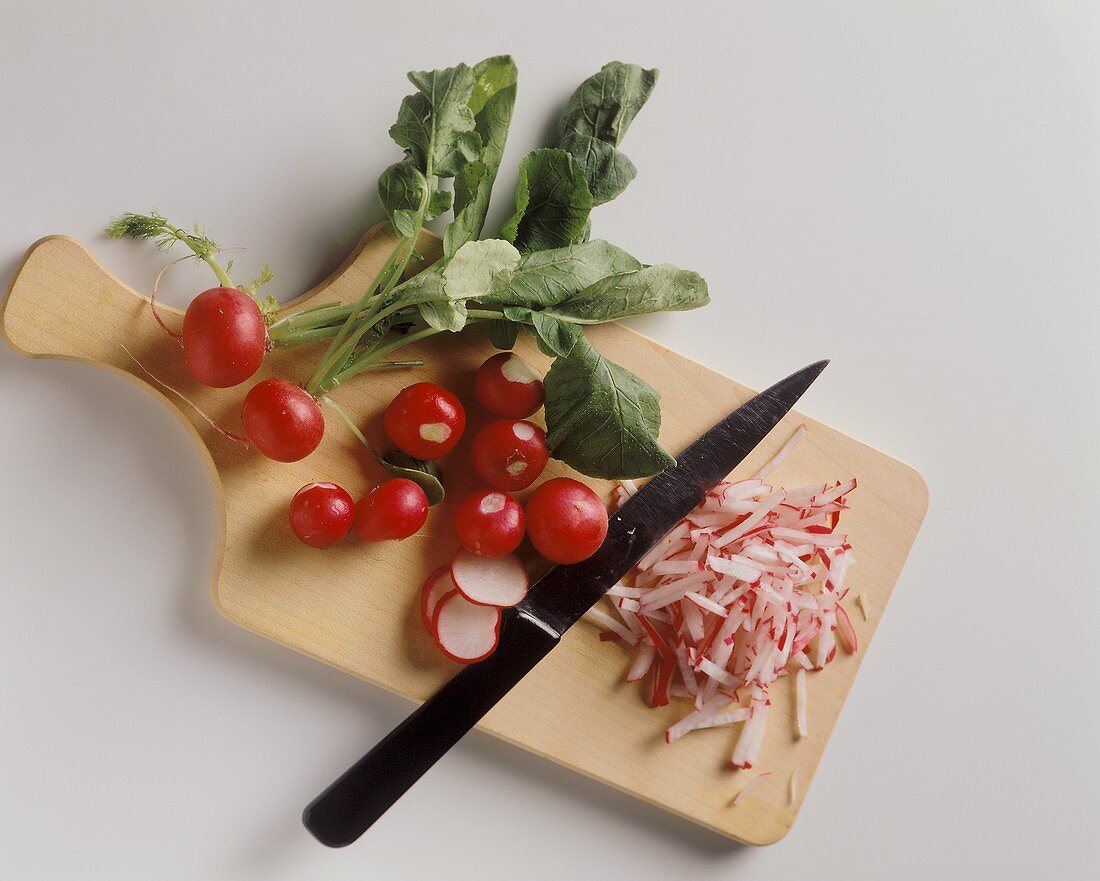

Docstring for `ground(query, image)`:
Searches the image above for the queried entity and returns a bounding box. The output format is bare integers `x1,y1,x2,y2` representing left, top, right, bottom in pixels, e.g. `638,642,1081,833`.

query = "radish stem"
106,212,235,288
323,326,443,391
158,220,234,288
306,235,419,395
321,396,376,454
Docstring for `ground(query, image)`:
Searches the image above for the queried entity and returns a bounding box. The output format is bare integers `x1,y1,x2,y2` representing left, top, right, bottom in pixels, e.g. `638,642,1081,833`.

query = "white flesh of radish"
422,567,456,632
451,548,528,607
751,423,807,480
582,423,859,778
500,354,540,385
434,592,500,663
795,668,808,738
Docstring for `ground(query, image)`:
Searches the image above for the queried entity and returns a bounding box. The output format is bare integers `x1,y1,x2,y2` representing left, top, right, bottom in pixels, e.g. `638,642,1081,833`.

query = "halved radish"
450,547,528,607
420,567,458,634
432,591,501,663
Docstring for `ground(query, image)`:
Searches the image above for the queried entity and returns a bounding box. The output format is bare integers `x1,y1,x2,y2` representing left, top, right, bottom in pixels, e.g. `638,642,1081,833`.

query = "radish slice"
432,592,501,663
420,567,457,634
450,548,528,607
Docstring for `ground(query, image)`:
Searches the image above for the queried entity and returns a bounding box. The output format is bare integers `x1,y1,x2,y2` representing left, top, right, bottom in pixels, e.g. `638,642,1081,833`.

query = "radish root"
147,246,250,342
119,345,250,446
148,254,191,343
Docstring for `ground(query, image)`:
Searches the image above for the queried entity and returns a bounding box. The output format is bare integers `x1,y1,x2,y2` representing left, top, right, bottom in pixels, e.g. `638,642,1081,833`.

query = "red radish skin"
431,591,501,663
354,478,429,542
470,420,549,491
453,488,526,557
242,379,324,462
420,567,458,634
182,287,268,388
525,477,609,564
288,482,355,548
450,548,528,607
474,352,544,418
383,382,466,460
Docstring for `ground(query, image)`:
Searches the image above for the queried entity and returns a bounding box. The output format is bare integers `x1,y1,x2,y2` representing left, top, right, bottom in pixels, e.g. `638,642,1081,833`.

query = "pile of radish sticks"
588,427,859,772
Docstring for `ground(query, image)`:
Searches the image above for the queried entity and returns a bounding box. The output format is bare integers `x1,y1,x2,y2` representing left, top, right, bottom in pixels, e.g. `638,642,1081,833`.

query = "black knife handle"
302,610,559,847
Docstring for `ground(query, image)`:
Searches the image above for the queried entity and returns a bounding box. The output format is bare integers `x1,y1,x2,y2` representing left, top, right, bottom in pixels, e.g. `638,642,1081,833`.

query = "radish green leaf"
555,62,658,205
445,56,518,259
542,332,675,479
499,148,592,252
544,264,709,323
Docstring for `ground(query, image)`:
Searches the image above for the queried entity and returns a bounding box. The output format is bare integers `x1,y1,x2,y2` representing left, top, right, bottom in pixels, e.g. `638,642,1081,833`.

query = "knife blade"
303,359,828,847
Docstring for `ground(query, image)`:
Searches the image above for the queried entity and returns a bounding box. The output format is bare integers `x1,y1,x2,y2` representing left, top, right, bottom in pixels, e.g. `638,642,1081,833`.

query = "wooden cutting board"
1,224,927,845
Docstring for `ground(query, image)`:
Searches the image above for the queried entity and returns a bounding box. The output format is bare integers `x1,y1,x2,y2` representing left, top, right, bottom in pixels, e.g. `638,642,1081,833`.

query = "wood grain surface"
1,224,927,844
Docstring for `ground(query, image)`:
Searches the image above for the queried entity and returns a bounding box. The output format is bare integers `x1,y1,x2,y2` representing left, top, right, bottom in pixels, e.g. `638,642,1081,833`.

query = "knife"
303,359,829,847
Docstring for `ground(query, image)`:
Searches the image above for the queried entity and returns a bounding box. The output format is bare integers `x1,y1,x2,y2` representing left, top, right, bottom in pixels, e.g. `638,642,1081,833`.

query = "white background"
2,2,1097,878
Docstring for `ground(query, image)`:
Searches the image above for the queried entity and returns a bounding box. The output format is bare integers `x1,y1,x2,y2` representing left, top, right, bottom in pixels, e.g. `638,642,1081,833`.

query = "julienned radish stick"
590,443,859,773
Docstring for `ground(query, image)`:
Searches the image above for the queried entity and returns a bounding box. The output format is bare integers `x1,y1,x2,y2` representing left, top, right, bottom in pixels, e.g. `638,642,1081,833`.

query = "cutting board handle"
1,234,238,451
0,226,443,449
2,235,166,365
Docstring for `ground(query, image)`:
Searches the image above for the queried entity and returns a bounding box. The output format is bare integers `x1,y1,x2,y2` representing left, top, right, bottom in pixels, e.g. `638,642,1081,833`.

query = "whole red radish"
354,478,429,541
242,379,324,462
453,488,525,558
475,352,544,418
384,382,465,460
470,419,549,491
182,287,268,387
289,482,354,548
525,477,608,564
